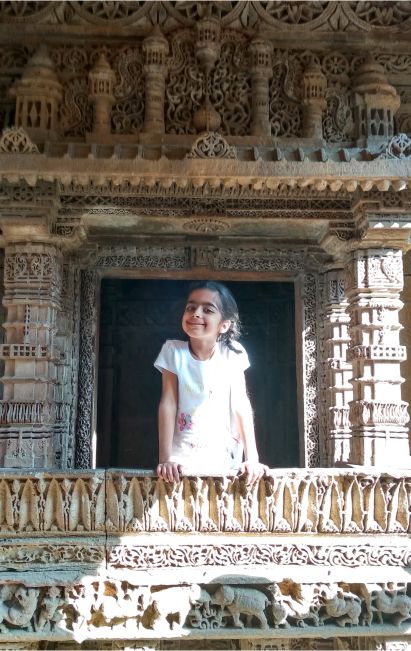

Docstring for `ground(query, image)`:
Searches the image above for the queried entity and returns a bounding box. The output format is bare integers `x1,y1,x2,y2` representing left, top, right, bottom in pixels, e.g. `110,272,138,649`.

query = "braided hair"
185,281,242,353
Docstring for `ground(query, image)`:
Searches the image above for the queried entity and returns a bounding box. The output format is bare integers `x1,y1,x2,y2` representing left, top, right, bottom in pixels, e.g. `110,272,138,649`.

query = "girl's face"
182,289,231,343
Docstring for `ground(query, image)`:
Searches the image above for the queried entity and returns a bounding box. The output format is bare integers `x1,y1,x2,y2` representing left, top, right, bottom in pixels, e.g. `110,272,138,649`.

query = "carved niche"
75,246,320,469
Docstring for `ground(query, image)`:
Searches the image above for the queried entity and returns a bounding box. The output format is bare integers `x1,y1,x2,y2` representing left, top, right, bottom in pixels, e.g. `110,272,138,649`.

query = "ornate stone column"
0,241,64,468
301,60,327,140
248,35,272,136
345,248,410,465
88,53,116,138
142,25,169,134
352,54,400,148
322,269,353,465
9,44,62,142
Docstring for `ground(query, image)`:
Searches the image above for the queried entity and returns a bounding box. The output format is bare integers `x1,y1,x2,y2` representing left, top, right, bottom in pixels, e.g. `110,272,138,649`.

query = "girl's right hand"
157,461,182,483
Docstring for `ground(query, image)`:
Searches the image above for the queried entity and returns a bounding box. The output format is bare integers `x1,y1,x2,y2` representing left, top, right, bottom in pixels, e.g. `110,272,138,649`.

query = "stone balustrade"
0,469,410,537
0,469,410,647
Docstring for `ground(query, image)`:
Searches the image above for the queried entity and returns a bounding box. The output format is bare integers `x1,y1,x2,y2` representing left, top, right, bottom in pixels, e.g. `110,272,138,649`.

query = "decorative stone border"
0,470,409,536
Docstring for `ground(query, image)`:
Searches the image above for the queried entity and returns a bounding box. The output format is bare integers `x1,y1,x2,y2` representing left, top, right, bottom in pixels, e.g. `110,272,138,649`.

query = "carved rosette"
345,249,410,465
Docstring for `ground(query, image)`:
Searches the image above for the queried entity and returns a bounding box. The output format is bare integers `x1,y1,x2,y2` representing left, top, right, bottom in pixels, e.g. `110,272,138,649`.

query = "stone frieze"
0,579,409,642
0,470,409,536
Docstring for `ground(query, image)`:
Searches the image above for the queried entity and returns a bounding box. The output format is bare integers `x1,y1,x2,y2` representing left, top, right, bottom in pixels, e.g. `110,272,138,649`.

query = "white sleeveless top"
154,339,249,474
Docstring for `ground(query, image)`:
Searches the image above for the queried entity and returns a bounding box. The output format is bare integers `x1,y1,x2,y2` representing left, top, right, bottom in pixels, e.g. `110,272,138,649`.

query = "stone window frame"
75,246,321,470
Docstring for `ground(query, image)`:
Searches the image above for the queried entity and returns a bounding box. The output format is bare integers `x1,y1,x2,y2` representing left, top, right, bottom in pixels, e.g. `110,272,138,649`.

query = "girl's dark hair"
186,281,242,352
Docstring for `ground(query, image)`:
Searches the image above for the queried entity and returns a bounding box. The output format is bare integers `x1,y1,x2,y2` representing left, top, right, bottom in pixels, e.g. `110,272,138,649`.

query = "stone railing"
0,468,410,647
1,468,410,536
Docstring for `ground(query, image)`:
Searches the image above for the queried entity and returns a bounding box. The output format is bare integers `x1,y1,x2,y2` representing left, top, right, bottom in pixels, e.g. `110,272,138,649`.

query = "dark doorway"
96,279,299,469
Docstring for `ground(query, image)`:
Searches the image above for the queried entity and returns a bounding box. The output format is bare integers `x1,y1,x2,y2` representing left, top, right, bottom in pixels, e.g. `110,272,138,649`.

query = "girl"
154,281,268,484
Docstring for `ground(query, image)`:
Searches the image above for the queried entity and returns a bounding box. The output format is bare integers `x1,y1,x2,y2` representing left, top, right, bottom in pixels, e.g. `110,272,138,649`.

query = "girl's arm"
231,371,268,484
157,369,181,483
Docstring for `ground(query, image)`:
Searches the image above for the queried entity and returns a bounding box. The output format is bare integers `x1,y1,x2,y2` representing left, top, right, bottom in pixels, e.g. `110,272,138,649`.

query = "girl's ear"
219,319,231,334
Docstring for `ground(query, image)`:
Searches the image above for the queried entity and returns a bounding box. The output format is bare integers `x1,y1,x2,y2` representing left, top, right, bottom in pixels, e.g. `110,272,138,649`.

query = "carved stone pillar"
142,25,169,134
302,60,327,140
322,269,353,465
248,36,272,136
88,53,116,137
9,44,62,142
0,243,64,468
352,55,400,148
345,249,410,465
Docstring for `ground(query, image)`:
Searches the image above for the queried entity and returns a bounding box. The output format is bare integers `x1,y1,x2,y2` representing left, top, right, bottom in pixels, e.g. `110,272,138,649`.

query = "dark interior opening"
97,279,299,469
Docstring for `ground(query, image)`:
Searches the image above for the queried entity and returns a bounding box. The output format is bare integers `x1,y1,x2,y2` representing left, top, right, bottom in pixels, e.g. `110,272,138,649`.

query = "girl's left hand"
238,461,269,485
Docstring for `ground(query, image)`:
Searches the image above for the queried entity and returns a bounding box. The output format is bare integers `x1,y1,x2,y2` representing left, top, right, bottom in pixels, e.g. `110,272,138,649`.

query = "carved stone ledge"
349,401,410,428
0,400,68,425
347,345,407,361
0,470,409,536
0,344,62,361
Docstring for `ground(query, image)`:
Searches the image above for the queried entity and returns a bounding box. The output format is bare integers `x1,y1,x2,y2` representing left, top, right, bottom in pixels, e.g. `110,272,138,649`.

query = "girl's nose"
193,306,203,317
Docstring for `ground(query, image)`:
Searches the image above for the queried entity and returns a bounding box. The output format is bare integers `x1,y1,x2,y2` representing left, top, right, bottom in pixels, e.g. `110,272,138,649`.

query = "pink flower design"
178,413,194,431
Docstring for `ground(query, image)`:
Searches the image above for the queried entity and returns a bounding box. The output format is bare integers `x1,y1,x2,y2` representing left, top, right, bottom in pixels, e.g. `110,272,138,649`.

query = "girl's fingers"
156,462,181,483
238,462,268,485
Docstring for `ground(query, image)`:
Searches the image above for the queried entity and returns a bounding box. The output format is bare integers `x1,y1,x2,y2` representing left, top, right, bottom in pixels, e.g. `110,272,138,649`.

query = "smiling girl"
154,281,267,483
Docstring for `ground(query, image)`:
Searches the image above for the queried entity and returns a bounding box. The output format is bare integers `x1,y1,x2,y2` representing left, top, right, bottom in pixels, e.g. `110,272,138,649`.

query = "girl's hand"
238,461,269,485
157,461,182,483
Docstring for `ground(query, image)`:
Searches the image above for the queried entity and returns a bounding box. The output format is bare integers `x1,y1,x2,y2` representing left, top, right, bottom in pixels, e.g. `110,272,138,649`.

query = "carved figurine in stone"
268,581,320,628
145,585,210,631
35,586,63,631
370,585,411,625
90,581,150,630
0,585,39,631
212,585,270,629
319,585,362,627
267,583,291,628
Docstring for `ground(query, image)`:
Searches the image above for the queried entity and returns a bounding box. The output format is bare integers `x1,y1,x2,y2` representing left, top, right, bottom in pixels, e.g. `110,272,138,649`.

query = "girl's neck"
188,339,217,361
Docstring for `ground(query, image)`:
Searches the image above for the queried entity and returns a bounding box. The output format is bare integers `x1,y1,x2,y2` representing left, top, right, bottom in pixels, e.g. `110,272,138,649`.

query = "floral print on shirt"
178,412,194,432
